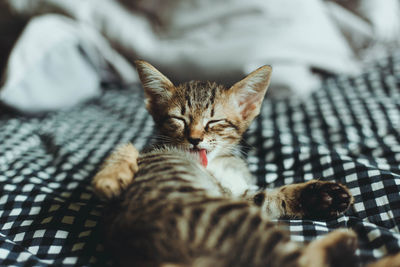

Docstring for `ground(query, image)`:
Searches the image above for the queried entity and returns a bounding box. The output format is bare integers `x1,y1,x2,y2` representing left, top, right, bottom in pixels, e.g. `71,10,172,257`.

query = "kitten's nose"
188,137,202,146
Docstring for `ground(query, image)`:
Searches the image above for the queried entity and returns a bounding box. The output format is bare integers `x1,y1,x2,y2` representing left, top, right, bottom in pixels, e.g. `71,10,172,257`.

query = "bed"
0,53,399,266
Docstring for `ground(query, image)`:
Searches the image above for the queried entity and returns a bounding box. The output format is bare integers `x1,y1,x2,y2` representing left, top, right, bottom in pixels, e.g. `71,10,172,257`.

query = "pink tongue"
199,149,208,167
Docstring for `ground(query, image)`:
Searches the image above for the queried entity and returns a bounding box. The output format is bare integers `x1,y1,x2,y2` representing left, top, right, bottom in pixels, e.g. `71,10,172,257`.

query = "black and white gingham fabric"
0,53,400,265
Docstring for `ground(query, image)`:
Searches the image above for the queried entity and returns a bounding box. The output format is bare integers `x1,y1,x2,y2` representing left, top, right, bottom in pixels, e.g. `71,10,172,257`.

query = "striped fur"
135,60,271,161
104,148,358,267
133,60,353,219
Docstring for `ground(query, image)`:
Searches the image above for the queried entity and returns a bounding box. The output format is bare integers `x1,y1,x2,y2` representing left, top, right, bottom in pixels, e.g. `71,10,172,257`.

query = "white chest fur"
206,155,256,197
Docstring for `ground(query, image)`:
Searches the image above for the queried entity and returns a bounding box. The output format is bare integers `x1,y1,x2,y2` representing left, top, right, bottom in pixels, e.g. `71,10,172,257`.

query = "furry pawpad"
300,180,353,219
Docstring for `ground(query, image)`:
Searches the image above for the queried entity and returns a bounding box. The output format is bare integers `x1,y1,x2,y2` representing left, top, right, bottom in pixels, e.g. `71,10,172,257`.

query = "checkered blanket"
0,54,399,266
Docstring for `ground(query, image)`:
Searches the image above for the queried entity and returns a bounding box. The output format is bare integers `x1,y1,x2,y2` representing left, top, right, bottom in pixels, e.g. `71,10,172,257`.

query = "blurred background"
0,0,399,113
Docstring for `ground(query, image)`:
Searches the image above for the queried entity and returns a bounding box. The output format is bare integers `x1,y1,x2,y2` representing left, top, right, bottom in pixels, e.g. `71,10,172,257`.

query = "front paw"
300,180,353,219
92,144,139,199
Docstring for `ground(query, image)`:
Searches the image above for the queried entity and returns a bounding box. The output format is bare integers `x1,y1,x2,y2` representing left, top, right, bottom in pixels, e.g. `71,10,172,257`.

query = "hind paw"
300,180,353,219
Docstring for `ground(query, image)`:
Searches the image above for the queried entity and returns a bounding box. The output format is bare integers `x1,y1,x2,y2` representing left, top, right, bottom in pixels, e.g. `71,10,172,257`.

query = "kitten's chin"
189,148,208,167
188,146,232,165
189,148,208,155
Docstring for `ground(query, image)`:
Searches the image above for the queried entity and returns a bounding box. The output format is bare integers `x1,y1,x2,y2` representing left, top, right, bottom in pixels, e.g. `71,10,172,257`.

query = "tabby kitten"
93,61,400,267
93,60,353,220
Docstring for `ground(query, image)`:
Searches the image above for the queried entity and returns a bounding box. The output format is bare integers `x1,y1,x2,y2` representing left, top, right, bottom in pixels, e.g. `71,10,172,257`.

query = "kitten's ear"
135,60,175,108
229,65,272,121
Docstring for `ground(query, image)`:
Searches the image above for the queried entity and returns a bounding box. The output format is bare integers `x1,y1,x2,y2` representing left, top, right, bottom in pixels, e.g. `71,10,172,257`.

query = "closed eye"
169,116,187,127
206,119,226,129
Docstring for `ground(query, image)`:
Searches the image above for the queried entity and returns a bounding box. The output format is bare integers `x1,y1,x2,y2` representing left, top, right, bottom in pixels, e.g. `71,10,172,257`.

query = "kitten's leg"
300,229,358,267
92,143,139,199
254,180,353,219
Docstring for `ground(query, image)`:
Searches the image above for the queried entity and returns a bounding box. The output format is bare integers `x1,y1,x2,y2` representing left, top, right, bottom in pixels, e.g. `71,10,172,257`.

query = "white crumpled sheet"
0,13,137,113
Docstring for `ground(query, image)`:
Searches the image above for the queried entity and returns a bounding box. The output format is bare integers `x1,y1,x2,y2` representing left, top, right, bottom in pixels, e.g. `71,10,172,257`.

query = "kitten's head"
135,61,272,159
